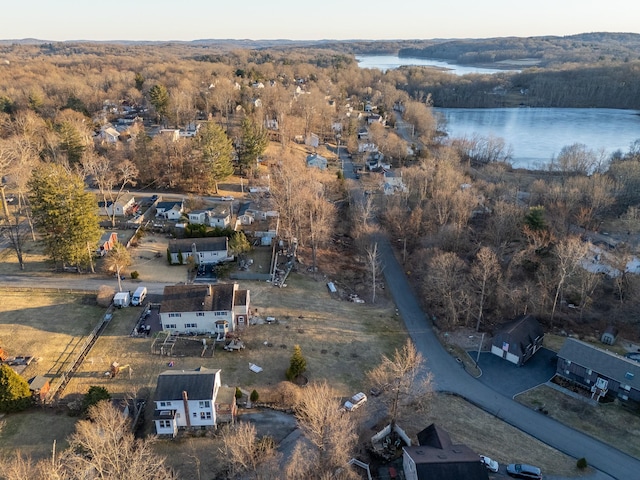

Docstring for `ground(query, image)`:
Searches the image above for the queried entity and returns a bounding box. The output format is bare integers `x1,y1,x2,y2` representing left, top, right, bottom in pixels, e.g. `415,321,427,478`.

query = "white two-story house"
160,283,250,335
168,237,229,265
153,367,221,437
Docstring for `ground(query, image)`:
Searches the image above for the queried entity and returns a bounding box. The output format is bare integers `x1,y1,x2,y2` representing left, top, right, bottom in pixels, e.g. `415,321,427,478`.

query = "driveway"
473,348,557,398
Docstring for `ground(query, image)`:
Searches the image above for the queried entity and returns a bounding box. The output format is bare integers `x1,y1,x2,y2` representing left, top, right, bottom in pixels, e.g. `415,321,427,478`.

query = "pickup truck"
344,392,367,411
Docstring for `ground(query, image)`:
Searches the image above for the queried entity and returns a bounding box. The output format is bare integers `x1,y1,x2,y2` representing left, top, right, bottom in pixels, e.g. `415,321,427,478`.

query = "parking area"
471,348,557,398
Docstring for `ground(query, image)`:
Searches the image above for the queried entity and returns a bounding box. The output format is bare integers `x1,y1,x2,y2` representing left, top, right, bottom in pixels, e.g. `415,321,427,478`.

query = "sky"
4,0,640,41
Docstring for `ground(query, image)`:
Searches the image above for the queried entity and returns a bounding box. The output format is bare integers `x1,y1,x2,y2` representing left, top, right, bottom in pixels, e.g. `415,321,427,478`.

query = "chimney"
182,390,191,428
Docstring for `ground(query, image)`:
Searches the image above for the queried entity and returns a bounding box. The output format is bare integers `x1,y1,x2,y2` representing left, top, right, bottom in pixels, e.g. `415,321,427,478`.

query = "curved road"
376,234,637,480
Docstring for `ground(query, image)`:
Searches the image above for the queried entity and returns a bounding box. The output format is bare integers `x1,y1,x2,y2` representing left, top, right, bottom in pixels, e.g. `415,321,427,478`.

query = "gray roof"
558,338,640,390
155,367,220,401
492,315,543,357
404,424,488,480
161,283,236,313
156,201,182,211
168,237,228,254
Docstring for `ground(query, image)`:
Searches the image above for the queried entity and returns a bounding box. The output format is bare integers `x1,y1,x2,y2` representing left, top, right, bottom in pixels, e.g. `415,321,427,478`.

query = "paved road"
376,233,637,480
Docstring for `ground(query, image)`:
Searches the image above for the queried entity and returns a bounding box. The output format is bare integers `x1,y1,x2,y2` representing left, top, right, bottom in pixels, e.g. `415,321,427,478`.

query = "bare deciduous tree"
365,242,383,303
290,381,358,479
471,247,502,331
218,421,281,479
550,236,589,325
367,339,432,429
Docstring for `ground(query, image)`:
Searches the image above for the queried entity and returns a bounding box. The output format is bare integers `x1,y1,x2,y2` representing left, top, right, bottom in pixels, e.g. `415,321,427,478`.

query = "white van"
131,286,147,306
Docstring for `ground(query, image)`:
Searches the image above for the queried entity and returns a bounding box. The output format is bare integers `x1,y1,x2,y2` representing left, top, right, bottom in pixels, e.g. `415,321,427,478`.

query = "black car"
506,463,542,479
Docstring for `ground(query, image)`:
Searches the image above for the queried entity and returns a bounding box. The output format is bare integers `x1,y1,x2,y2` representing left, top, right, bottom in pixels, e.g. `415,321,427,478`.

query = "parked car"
344,392,367,411
480,455,499,473
506,463,542,479
220,196,235,201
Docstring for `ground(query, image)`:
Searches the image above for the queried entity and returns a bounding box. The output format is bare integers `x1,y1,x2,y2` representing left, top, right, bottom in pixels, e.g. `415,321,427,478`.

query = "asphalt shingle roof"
558,338,640,390
161,283,236,313
168,237,228,254
155,367,220,401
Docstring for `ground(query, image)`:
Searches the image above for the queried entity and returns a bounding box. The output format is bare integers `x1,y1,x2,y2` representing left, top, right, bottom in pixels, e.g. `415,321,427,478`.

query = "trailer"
113,291,131,308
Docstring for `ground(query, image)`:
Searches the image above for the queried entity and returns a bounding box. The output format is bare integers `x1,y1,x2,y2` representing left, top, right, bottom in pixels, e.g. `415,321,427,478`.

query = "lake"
356,54,510,75
435,108,640,169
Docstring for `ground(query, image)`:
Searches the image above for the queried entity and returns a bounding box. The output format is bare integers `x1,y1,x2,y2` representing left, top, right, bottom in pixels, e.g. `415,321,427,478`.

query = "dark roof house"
557,338,640,403
490,315,544,366
403,424,489,480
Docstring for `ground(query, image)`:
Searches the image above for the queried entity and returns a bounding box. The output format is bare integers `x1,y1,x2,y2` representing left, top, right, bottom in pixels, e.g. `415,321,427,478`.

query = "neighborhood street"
376,233,638,480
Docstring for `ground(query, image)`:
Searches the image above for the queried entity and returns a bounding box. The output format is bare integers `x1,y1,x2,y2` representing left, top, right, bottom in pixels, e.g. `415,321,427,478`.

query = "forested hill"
398,33,640,67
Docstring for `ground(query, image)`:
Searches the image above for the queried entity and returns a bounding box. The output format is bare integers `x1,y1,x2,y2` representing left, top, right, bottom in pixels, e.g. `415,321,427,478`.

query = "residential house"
237,202,279,246
367,113,384,125
155,200,184,220
187,206,231,228
306,153,327,170
97,194,136,217
168,237,229,265
305,133,320,148
490,315,544,366
98,125,120,144
153,367,221,437
403,424,489,480
97,231,118,256
159,129,180,142
159,283,250,334
556,338,640,404
382,170,407,195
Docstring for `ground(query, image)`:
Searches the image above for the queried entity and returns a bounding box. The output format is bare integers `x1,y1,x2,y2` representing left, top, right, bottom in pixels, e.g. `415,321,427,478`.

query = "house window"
159,420,171,428
624,384,631,391
193,412,197,417
199,400,210,408
196,312,205,317
586,369,592,375
159,401,171,407
215,311,226,316
625,372,635,380
165,324,177,329
185,323,198,329
168,313,182,318
200,411,212,420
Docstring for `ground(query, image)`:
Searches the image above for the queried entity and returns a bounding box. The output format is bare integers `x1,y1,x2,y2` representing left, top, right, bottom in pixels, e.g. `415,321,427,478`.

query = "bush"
97,285,116,308
577,457,588,469
250,389,259,402
130,271,139,279
82,386,111,413
235,387,243,400
166,248,172,265
0,365,33,413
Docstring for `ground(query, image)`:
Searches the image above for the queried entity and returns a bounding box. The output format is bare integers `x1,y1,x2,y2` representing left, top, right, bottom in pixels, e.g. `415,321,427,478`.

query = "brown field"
516,384,640,459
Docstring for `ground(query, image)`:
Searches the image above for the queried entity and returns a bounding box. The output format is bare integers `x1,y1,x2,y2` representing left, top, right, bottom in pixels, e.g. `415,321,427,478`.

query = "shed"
28,375,51,403
601,326,618,346
490,315,544,366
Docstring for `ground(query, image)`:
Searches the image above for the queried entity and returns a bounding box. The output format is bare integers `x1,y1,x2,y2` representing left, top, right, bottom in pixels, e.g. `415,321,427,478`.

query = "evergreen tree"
286,345,307,381
82,386,111,413
57,121,86,165
0,364,32,413
238,116,268,175
28,164,102,271
196,122,234,194
229,231,251,256
149,84,170,124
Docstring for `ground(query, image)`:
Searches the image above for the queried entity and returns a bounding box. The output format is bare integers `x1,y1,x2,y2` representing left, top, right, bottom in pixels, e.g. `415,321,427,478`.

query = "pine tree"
149,84,170,124
0,364,32,413
28,164,102,271
286,345,307,381
238,116,268,175
196,122,234,194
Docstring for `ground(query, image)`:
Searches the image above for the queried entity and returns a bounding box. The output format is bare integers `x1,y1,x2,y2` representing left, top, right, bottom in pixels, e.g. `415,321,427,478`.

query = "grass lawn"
0,410,77,461
0,290,105,380
516,384,640,459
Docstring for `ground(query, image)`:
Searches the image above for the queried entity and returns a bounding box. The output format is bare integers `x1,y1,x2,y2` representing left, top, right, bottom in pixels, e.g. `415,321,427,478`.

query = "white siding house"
153,367,221,437
160,283,250,334
168,237,229,265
